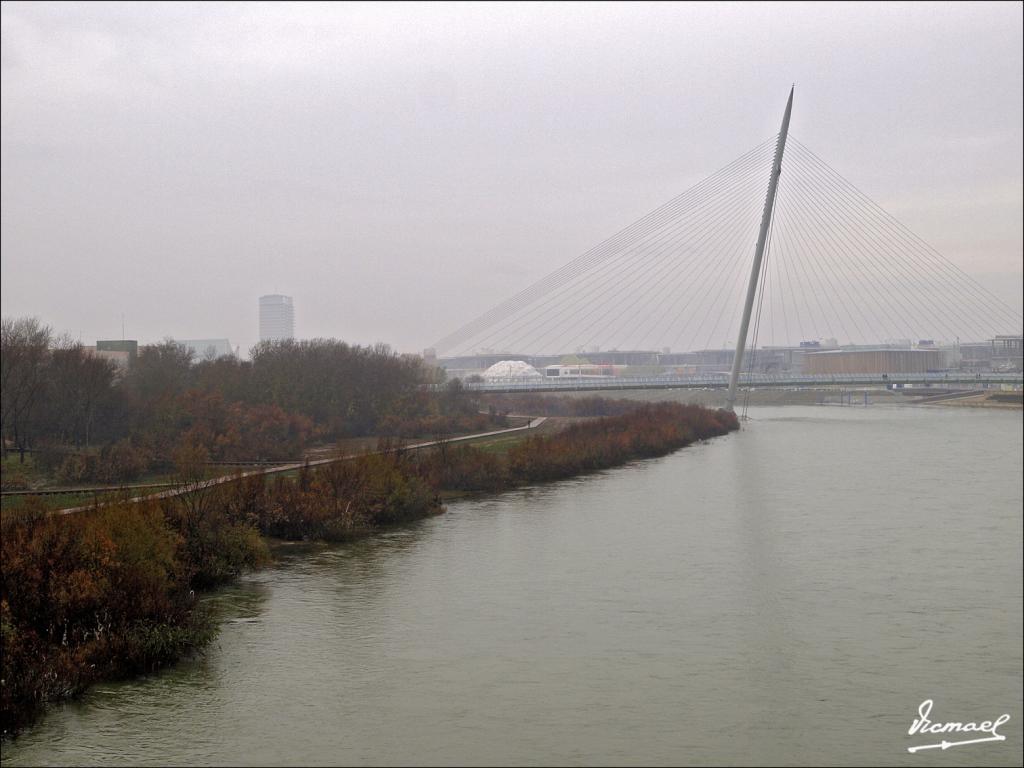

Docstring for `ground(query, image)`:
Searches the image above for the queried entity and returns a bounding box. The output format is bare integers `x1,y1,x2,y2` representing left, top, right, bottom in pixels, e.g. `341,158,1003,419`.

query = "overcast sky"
2,1,1021,354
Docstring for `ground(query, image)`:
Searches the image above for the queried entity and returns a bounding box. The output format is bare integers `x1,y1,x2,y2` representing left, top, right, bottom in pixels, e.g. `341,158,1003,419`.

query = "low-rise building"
804,348,947,375
83,347,131,372
991,335,1023,371
95,339,138,367
175,338,235,361
543,363,618,379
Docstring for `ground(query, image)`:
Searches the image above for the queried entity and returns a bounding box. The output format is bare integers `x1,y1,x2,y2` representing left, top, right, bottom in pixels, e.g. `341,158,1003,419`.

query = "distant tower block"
259,294,295,342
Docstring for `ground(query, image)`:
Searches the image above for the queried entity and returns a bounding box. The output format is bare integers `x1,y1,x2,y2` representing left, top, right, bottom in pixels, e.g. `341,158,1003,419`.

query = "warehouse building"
804,348,947,375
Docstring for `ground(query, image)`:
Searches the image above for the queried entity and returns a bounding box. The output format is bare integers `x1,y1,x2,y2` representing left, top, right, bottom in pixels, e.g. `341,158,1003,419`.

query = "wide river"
3,405,1022,766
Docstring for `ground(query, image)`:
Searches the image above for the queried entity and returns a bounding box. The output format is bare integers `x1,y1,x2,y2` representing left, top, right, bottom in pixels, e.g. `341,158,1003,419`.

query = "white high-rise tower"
259,294,295,342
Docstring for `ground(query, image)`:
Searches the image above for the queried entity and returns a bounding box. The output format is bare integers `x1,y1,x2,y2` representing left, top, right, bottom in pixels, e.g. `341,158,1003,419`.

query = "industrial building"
804,348,947,375
259,295,294,342
658,348,736,375
544,363,617,379
957,341,993,371
991,335,1023,371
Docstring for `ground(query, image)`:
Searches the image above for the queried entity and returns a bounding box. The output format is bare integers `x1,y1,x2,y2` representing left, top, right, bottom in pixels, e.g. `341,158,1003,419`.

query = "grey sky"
2,1,1021,354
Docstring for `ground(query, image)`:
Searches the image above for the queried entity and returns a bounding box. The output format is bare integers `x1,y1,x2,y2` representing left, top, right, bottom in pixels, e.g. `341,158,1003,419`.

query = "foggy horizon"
2,1,1022,355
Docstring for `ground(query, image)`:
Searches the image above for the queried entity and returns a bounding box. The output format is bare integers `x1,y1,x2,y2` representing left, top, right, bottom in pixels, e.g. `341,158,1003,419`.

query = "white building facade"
259,295,295,342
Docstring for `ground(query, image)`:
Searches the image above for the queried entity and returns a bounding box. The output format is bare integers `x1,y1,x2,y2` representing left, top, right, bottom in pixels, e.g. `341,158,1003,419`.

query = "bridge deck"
455,372,1023,394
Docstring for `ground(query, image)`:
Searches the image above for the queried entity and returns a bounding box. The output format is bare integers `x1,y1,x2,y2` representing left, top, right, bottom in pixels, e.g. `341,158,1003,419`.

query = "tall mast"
726,87,794,411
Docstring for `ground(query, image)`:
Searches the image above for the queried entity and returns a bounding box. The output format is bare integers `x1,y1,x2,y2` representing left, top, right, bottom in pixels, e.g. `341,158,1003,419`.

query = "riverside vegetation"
1,403,738,733
1,315,739,734
1,316,500,491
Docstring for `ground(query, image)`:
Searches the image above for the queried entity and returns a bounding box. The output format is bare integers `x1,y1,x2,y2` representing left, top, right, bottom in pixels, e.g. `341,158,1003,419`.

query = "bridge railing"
430,371,1023,393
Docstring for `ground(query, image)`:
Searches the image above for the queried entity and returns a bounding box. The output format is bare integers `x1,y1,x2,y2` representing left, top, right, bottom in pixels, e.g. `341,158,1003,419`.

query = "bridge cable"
789,139,1022,334
433,136,778,354
785,147,988,342
458,141,775,355
791,137,1023,327
486,148,774,354
782,161,924,342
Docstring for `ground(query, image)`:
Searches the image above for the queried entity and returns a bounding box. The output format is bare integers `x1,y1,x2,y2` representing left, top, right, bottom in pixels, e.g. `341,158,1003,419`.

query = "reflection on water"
3,406,1022,766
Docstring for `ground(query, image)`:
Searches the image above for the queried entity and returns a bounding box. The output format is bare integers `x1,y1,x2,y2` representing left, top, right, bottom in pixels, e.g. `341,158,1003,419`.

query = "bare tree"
1,317,52,461
77,353,116,448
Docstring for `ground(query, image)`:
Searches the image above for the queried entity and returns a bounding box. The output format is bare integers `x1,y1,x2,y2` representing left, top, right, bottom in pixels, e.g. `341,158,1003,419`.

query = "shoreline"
1,403,737,736
541,386,1022,410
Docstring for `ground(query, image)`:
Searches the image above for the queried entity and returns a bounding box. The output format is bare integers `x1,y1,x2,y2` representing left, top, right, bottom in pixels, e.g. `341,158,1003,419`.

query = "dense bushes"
415,402,739,490
414,444,509,493
37,440,154,485
0,490,269,732
506,403,736,482
254,453,440,541
172,394,319,463
375,380,506,438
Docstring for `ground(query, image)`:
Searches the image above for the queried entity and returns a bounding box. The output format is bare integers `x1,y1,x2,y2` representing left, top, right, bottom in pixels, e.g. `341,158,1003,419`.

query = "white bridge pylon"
727,86,794,411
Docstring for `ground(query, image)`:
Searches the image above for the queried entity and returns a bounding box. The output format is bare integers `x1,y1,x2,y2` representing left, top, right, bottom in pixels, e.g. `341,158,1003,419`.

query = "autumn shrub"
253,453,440,541
413,444,509,492
159,486,270,589
420,403,739,491
0,499,217,732
54,452,90,484
96,439,151,482
0,471,270,732
48,440,152,485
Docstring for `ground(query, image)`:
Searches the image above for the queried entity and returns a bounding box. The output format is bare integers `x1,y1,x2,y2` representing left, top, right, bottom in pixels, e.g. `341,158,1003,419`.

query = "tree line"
1,316,491,485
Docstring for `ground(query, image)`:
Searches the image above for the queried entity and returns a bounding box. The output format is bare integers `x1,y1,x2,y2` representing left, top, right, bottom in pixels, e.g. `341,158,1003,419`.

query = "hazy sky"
2,1,1022,354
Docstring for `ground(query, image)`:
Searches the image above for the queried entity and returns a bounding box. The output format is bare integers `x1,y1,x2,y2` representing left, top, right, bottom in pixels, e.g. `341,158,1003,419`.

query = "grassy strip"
2,491,118,513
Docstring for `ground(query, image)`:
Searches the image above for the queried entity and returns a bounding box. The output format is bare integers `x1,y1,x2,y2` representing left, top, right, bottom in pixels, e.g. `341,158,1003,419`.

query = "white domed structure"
483,360,542,381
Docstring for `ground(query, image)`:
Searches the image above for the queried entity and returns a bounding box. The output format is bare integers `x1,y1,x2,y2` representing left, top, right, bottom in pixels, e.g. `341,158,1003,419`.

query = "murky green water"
3,406,1022,766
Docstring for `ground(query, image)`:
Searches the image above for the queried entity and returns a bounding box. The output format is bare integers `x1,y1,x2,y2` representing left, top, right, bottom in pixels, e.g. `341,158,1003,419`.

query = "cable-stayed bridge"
431,89,1023,407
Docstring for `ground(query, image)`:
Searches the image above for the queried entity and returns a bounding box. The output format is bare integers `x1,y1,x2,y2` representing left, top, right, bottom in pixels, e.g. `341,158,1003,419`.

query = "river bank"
4,405,1019,767
1,402,738,735
921,390,1023,409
